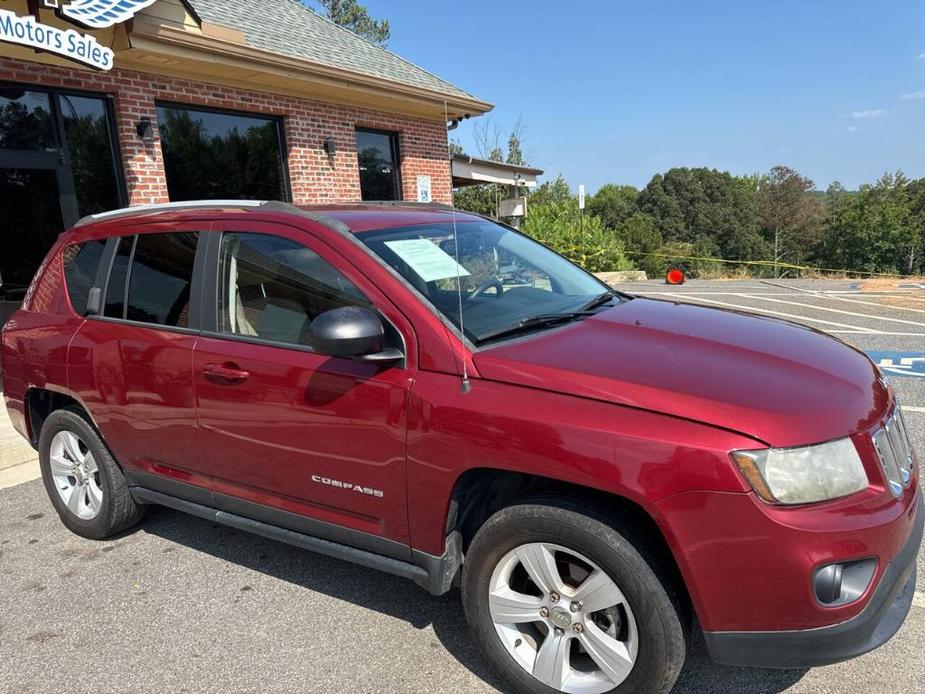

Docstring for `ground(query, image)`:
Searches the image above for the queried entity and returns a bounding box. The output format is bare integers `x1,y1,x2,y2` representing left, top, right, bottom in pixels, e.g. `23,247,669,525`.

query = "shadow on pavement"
140,505,807,693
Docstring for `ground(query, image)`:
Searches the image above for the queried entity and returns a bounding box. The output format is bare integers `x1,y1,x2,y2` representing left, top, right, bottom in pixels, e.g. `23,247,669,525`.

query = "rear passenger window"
125,233,199,327
218,232,367,347
62,239,106,315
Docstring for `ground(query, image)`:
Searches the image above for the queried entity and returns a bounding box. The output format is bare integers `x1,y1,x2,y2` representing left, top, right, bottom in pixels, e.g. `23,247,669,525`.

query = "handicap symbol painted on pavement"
865,351,925,378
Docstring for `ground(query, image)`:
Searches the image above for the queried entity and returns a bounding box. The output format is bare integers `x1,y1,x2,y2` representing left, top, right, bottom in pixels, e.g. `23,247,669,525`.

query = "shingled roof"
187,0,478,101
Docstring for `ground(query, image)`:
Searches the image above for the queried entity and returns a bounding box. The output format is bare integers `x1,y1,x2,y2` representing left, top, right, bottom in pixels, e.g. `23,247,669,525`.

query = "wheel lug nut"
554,627,565,636
539,607,549,617
570,601,582,613
549,592,560,603
572,623,584,634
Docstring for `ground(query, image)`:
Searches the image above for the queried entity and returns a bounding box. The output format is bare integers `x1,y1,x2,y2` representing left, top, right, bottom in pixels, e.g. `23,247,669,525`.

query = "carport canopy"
451,155,544,189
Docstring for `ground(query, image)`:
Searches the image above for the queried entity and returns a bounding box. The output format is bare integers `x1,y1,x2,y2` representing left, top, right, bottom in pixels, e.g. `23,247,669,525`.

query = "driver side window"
218,232,369,348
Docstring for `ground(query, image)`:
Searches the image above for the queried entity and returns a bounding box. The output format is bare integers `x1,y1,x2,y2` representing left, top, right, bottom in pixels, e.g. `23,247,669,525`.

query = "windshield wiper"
579,291,620,312
478,311,595,343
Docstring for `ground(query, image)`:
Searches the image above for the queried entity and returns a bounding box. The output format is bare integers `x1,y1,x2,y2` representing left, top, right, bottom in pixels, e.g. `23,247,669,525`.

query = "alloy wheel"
488,542,639,694
49,430,103,520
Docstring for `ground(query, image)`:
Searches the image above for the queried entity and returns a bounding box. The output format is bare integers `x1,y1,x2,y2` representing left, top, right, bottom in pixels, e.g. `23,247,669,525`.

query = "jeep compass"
2,200,920,694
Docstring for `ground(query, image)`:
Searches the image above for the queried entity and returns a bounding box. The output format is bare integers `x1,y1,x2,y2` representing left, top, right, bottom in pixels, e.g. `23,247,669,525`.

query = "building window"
0,88,55,150
60,94,122,216
355,128,401,201
156,104,289,202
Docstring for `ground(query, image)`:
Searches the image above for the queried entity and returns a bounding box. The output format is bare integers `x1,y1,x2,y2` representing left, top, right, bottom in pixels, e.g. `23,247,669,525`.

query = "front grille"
872,407,915,497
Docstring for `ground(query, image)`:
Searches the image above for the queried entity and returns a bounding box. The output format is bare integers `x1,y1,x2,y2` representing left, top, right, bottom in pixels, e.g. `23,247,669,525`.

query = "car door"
192,221,416,556
68,224,207,501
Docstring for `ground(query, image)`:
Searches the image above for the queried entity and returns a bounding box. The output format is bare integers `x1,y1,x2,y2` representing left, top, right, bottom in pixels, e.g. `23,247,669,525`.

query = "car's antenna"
445,101,471,394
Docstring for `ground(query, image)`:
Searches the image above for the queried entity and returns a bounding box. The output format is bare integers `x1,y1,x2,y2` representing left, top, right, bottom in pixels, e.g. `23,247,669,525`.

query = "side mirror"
308,306,402,363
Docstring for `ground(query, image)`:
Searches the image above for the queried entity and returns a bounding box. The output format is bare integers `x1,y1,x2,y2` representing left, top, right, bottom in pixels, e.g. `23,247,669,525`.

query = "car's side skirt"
129,486,458,595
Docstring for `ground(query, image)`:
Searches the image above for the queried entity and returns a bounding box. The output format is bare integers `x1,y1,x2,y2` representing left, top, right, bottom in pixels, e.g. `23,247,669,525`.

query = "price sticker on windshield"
385,239,471,283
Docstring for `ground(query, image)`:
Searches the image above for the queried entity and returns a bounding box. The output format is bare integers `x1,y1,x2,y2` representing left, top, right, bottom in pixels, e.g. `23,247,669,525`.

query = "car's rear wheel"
462,502,686,694
38,409,145,540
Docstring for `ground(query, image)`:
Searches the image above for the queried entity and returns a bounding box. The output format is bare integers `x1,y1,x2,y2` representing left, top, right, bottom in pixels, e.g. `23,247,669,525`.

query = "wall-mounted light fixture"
323,138,337,157
136,117,154,143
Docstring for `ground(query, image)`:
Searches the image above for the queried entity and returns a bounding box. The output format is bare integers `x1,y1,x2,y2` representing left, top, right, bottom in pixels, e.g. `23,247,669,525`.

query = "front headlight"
732,437,868,505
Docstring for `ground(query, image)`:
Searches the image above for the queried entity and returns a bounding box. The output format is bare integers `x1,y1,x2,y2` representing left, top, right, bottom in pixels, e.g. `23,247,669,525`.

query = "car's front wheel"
38,409,145,540
462,502,686,694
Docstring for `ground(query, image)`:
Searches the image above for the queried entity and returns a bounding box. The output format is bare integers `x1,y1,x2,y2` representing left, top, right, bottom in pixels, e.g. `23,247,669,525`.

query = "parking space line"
729,294,925,328
655,295,880,332
803,293,925,316
902,406,925,413
829,331,925,336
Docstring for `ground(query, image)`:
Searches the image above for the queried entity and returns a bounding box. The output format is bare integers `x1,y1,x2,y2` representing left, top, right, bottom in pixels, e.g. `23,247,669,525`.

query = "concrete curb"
595,270,648,284
0,459,39,490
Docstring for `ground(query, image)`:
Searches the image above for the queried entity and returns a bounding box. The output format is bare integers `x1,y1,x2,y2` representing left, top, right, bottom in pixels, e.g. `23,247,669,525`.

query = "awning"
451,155,544,189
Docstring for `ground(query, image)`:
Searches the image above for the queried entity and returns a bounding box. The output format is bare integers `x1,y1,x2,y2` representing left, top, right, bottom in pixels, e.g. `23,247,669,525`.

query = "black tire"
38,409,145,540
462,502,687,694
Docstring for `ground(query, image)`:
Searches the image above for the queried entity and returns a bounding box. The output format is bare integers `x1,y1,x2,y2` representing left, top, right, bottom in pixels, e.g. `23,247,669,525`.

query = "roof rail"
357,200,456,212
72,199,302,228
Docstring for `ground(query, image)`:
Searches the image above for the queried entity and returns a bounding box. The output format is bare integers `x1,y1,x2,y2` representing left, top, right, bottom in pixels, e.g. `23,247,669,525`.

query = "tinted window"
125,233,199,327
356,129,400,201
104,236,132,318
156,105,288,201
62,239,107,315
61,94,121,216
0,88,54,150
219,233,367,347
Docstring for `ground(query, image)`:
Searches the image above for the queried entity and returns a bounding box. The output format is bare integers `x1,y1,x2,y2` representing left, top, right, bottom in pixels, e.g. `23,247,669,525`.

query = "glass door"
0,85,124,325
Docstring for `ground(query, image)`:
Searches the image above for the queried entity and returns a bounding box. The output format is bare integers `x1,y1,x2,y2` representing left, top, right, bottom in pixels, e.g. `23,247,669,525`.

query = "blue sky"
358,0,925,193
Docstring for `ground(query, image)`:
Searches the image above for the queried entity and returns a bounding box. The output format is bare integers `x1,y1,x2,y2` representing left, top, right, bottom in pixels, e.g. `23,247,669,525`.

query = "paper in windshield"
384,239,471,283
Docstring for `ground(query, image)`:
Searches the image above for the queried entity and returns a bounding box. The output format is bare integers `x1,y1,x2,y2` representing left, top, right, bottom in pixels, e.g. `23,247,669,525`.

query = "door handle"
203,362,250,384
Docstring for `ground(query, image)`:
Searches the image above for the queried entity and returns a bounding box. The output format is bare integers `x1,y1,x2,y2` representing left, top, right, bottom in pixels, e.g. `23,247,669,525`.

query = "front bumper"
704,491,922,668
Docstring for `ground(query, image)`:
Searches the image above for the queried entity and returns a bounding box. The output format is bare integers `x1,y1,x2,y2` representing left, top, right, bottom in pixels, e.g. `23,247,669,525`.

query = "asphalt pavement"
1,278,924,693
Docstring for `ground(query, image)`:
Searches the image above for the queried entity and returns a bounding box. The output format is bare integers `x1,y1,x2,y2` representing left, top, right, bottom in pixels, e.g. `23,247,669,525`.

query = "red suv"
2,201,920,694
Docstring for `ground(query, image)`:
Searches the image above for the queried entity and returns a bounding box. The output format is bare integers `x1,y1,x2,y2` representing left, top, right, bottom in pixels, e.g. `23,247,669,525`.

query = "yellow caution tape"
620,250,917,279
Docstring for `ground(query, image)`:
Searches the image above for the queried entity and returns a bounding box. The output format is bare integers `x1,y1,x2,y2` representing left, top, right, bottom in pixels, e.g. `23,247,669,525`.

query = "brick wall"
0,58,452,205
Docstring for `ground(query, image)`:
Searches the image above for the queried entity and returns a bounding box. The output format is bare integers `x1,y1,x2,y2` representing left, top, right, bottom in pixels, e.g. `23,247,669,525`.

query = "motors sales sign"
0,0,157,71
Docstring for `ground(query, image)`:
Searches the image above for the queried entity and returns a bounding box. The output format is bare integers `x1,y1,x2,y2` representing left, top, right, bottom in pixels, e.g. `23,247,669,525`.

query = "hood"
473,298,889,447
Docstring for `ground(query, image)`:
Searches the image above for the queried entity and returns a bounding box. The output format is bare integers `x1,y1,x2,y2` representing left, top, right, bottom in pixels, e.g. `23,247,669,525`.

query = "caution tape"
620,250,916,279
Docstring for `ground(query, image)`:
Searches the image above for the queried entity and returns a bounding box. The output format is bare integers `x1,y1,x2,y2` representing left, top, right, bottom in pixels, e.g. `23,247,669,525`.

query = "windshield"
357,219,621,344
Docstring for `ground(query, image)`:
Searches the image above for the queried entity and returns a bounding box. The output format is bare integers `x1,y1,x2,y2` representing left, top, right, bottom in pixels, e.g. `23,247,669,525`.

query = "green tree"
612,212,664,276
311,0,390,45
757,166,825,275
905,177,925,274
636,167,768,262
529,175,573,208
586,184,639,229
506,133,525,166
818,172,917,274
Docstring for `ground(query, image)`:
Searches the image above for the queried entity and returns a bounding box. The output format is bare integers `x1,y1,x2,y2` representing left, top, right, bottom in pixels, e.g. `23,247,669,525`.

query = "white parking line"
902,406,925,413
656,295,880,333
729,294,925,329
803,293,925,316
915,592,925,610
829,331,925,336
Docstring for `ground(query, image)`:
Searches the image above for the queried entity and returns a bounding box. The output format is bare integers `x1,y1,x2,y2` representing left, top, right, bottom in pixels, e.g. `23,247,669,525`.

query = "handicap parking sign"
865,351,925,378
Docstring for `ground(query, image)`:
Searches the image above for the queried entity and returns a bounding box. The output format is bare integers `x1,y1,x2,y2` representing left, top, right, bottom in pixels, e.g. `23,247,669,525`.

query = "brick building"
0,0,491,318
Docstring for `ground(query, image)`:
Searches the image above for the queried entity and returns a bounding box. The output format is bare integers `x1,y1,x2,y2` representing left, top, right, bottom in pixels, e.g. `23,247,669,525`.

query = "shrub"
522,199,632,273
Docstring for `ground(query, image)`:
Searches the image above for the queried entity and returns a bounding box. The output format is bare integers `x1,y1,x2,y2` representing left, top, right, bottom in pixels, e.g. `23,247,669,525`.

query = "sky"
357,0,925,194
